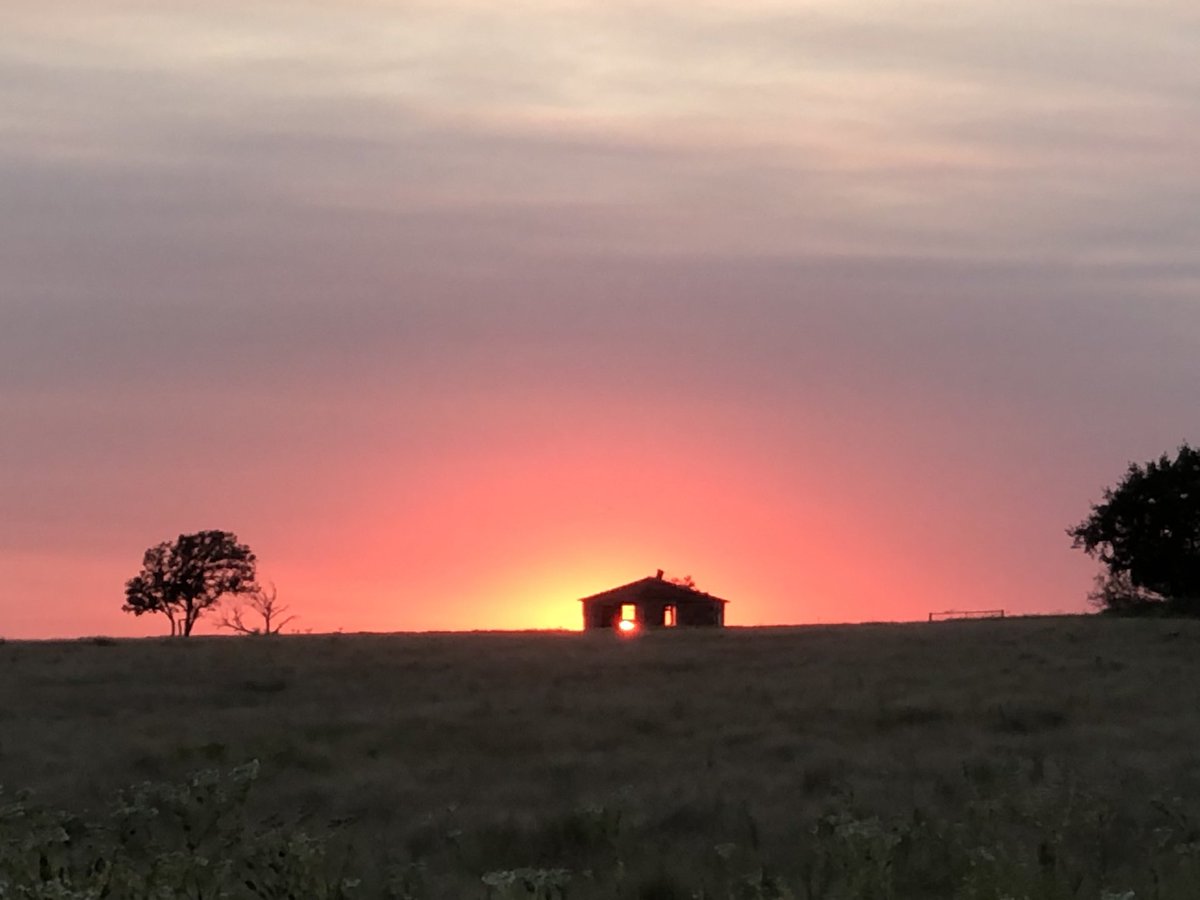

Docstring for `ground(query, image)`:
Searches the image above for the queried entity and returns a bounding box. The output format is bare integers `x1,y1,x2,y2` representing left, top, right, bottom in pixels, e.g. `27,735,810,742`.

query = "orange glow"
617,619,638,634
185,393,1088,637
3,382,1098,639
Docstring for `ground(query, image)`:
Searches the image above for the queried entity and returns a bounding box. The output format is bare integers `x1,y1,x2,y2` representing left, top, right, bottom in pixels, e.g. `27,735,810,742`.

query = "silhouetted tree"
668,574,697,589
1070,444,1200,615
123,531,258,636
217,582,296,636
1086,570,1166,616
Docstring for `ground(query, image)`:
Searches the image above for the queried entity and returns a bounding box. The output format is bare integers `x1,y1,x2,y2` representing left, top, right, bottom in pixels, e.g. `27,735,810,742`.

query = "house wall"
676,602,723,627
583,599,725,629
641,603,666,627
583,602,622,630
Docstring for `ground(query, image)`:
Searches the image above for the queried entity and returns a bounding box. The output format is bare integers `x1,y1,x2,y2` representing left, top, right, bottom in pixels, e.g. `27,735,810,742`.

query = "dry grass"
3,616,1200,896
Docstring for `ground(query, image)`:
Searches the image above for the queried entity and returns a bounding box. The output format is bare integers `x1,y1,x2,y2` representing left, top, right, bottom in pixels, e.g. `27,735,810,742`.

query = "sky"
2,0,1198,637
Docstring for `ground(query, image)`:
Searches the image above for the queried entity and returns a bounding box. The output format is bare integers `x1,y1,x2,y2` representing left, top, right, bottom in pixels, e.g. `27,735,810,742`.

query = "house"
579,570,728,631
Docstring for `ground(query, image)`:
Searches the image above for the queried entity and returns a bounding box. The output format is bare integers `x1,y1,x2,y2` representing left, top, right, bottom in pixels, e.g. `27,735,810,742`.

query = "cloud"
4,0,1198,270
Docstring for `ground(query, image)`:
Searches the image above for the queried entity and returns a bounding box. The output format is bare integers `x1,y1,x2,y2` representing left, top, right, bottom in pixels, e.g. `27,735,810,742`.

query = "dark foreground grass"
3,617,1200,897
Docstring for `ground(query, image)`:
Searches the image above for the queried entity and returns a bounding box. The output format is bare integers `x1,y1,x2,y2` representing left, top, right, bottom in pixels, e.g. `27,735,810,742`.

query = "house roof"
579,575,729,605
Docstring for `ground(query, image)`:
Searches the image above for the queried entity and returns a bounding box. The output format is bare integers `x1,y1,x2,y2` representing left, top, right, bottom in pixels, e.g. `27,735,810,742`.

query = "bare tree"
218,582,296,636
668,574,697,589
1086,570,1165,616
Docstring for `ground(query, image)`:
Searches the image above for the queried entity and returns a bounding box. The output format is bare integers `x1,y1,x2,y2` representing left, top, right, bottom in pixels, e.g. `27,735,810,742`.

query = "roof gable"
579,575,729,605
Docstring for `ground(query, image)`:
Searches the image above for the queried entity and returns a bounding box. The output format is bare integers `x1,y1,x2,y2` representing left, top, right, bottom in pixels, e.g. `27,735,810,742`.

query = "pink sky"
2,1,1198,637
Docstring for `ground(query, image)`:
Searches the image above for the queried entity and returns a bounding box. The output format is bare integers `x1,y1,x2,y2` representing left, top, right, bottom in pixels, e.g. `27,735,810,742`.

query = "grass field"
4,616,1200,898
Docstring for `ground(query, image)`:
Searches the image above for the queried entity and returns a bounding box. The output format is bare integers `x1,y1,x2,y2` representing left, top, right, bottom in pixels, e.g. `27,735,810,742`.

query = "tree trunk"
181,599,197,637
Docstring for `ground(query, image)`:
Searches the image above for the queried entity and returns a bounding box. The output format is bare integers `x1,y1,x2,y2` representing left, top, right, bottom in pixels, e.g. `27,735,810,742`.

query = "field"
4,616,1200,898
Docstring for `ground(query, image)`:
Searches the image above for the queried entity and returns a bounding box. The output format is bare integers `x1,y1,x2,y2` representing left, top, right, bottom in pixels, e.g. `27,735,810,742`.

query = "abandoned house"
579,570,728,631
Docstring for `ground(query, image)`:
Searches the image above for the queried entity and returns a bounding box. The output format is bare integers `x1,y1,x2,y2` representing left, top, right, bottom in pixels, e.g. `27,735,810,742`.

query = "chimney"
655,569,664,580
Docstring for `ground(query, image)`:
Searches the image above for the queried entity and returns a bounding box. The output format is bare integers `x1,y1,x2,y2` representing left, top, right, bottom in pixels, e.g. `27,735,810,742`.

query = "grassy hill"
3,616,1200,897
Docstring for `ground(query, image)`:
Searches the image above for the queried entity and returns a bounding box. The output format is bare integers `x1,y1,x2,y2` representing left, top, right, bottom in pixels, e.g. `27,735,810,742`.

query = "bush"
5,762,1200,898
0,761,357,899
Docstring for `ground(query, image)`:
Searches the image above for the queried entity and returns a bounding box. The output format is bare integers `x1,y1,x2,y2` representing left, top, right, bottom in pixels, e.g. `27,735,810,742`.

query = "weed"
0,763,358,899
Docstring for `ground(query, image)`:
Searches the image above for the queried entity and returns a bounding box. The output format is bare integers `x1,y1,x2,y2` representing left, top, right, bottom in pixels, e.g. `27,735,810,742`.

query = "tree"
217,582,296,636
123,531,258,636
1086,570,1165,616
1069,444,1200,614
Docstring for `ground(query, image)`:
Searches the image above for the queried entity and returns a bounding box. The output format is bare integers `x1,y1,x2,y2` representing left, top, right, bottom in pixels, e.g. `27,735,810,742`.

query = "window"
620,603,636,622
664,605,676,627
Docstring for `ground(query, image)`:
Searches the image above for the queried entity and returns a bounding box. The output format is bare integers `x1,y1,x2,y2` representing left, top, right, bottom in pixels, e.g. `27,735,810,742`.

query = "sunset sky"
2,1,1198,637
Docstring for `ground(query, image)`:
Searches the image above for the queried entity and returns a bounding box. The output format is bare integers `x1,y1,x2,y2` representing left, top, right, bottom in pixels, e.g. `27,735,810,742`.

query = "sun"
617,618,638,635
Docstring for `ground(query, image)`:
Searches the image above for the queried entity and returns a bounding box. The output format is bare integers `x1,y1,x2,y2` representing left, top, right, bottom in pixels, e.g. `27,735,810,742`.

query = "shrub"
0,762,358,899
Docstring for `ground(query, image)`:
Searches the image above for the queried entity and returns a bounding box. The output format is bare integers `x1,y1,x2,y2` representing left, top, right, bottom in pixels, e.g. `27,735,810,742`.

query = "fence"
927,609,1005,622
